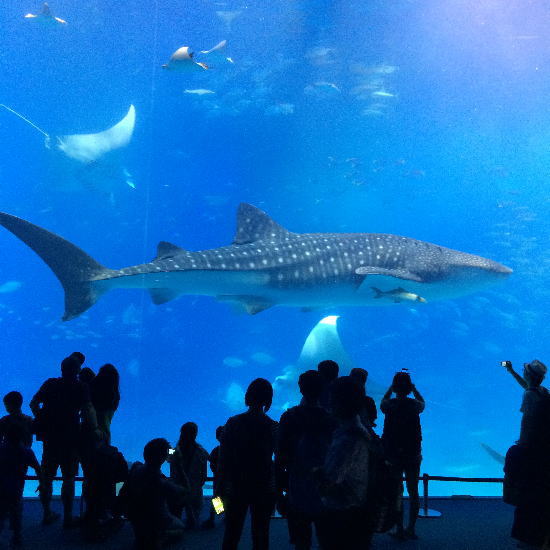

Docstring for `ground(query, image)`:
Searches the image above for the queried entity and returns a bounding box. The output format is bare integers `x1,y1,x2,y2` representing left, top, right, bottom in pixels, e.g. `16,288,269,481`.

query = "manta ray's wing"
56,105,135,163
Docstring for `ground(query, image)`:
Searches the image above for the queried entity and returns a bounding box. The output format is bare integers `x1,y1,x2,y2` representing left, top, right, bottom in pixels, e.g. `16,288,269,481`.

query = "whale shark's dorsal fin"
233,203,294,245
155,241,186,260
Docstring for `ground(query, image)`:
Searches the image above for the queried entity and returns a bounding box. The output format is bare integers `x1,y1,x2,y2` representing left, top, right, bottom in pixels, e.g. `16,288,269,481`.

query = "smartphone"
212,496,224,515
501,361,510,367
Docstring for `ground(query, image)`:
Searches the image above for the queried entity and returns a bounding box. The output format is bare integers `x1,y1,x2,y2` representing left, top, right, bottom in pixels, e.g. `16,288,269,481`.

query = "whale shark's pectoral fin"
154,241,187,260
355,266,424,282
233,203,295,245
149,288,182,305
217,294,273,314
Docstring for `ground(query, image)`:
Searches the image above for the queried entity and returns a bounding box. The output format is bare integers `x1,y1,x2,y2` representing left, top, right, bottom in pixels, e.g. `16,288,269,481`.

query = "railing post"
417,472,442,518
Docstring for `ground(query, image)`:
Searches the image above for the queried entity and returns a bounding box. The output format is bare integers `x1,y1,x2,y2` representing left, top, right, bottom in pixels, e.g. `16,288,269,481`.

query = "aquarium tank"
0,0,548,497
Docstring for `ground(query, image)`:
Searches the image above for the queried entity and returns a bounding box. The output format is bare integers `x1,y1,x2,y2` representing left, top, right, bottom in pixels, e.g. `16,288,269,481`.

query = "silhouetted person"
503,360,550,548
316,376,374,550
30,355,90,527
119,438,185,550
79,367,96,387
218,378,278,550
91,363,120,444
350,368,378,428
69,351,86,367
81,434,128,541
317,360,339,412
0,391,34,448
381,371,425,540
276,370,334,550
0,424,41,547
202,425,224,529
169,421,208,529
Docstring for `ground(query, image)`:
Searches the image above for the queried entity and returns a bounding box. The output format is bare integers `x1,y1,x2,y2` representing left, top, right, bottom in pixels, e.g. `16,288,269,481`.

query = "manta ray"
51,104,136,192
0,203,511,321
0,104,136,192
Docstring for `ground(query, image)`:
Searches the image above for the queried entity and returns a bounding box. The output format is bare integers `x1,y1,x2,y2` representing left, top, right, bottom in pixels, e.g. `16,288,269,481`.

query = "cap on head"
61,356,81,378
69,351,85,366
392,371,413,394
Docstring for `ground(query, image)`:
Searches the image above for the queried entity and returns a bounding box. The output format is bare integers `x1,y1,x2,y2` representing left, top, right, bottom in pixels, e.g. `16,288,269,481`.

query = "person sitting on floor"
119,438,186,550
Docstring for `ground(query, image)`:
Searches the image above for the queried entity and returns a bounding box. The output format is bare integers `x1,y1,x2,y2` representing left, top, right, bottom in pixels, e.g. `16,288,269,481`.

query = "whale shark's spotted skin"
0,203,512,320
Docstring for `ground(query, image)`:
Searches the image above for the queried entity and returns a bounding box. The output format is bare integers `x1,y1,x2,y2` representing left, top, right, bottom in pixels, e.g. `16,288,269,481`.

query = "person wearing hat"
503,360,550,549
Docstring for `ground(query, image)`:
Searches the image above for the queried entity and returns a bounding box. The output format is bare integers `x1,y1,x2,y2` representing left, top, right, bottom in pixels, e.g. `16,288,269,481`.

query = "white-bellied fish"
184,89,216,95
371,286,427,303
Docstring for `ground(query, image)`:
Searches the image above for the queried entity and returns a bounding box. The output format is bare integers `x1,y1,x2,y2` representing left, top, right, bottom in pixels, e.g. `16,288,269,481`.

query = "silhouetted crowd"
0,353,548,549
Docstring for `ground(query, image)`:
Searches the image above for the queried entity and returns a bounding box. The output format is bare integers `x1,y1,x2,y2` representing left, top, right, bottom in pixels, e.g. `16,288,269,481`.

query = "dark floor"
0,498,518,549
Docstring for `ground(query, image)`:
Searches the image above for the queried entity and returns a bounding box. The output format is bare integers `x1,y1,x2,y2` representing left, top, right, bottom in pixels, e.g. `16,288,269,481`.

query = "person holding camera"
502,359,550,549
380,371,425,541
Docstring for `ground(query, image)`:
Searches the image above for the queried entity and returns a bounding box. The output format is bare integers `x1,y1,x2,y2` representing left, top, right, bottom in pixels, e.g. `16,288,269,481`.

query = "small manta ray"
200,40,234,65
162,47,209,72
0,103,136,193
24,2,67,25
371,286,427,303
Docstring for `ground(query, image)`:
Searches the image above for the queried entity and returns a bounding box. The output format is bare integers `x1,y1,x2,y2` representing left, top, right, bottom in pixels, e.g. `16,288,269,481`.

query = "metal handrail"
26,472,504,519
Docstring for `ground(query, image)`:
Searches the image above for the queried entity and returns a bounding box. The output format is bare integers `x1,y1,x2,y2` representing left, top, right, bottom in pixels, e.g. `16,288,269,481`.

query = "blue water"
1,0,549,496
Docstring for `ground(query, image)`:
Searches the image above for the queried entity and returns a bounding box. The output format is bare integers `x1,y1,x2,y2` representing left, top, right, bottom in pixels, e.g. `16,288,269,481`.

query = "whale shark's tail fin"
0,212,112,321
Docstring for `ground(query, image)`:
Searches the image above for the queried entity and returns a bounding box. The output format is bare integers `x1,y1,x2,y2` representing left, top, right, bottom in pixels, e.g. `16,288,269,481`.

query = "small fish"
0,281,22,294
303,81,341,98
223,356,246,368
184,89,216,95
371,287,427,303
372,90,396,98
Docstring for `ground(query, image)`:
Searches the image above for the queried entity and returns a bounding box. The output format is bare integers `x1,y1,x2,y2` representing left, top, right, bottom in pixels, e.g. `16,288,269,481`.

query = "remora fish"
0,203,512,321
371,286,427,303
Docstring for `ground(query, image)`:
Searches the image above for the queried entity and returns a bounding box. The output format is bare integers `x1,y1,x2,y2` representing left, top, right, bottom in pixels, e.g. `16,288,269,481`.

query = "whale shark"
0,203,511,321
